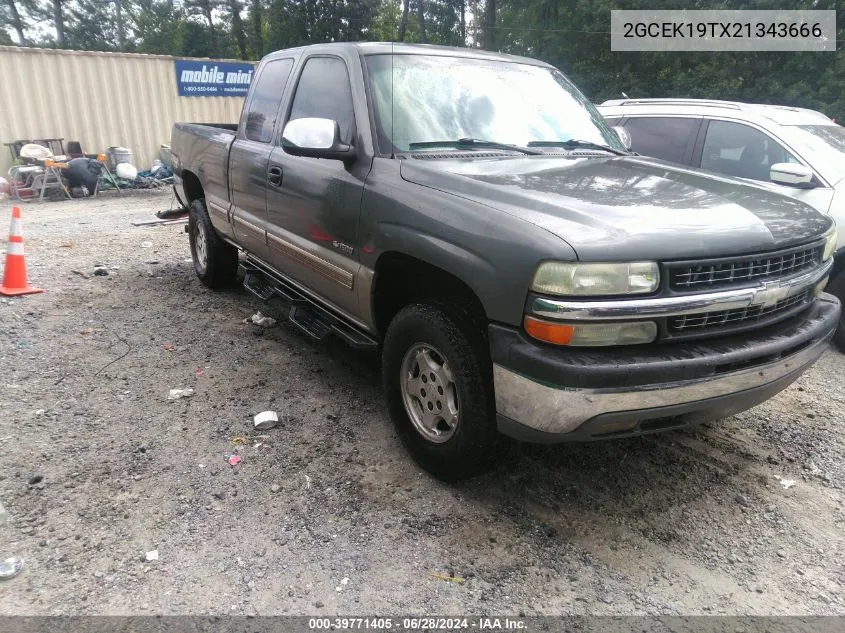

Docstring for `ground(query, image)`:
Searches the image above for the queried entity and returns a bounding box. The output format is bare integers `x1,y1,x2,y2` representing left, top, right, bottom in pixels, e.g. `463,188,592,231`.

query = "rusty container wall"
0,46,251,175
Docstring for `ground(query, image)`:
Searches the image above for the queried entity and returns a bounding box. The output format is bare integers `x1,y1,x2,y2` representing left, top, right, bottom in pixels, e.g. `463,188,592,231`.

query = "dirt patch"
1,191,844,615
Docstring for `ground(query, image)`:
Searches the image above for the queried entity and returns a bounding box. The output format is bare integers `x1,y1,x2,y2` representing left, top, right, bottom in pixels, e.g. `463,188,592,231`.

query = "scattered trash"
0,557,24,580
27,475,43,485
163,342,173,351
144,260,160,265
92,266,109,277
71,269,90,279
429,572,466,583
270,484,281,493
145,550,159,562
247,312,276,327
60,243,72,248
167,388,194,400
253,410,279,430
140,241,153,248
774,475,797,489
224,454,242,467
196,368,204,377
231,436,247,445
336,577,350,592
304,475,312,489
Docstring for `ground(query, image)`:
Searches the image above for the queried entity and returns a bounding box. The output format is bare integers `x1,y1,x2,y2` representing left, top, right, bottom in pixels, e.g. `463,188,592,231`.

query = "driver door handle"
268,165,283,187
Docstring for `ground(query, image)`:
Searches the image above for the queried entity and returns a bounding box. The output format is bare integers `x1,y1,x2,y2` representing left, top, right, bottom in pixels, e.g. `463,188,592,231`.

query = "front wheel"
827,271,845,352
188,198,238,289
382,302,501,481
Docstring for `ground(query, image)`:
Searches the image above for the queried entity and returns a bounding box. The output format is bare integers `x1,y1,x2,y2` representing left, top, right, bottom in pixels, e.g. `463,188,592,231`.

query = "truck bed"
172,122,236,223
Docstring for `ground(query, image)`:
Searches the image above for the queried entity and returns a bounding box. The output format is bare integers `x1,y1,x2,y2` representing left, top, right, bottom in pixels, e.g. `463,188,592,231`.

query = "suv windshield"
793,124,845,154
365,54,623,154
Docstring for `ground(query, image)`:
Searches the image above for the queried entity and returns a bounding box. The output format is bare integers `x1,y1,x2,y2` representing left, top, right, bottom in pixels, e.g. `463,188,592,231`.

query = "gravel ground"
1,190,844,616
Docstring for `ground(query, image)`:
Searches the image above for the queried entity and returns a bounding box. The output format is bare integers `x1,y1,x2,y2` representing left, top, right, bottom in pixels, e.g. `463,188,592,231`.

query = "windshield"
792,124,845,155
365,54,623,154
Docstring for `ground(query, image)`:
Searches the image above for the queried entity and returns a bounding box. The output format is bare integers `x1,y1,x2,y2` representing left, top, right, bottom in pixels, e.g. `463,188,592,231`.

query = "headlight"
524,316,657,346
531,261,659,296
823,226,837,262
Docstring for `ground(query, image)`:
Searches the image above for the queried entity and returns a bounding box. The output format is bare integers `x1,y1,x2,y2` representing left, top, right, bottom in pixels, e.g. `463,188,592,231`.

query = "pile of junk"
0,140,174,203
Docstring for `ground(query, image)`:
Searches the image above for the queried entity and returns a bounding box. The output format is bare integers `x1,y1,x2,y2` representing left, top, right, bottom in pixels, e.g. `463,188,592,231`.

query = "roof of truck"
263,42,552,68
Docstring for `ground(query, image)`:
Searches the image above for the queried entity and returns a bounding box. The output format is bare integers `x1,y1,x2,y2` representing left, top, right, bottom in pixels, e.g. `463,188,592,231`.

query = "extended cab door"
265,55,371,317
228,58,295,262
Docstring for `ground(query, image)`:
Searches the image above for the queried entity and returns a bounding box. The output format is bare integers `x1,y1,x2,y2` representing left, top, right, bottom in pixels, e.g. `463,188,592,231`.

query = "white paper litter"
248,312,276,327
167,388,194,400
253,410,279,430
145,550,159,561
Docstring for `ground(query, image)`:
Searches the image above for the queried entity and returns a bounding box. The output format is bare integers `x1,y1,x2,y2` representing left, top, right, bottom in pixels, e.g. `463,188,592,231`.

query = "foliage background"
1,0,843,119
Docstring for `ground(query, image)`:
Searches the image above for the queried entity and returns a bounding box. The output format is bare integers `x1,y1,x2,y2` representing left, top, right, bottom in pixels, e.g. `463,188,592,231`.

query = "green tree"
246,0,264,57
132,0,185,54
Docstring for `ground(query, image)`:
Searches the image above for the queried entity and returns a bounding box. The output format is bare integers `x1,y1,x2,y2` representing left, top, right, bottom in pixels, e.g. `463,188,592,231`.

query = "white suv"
598,98,845,350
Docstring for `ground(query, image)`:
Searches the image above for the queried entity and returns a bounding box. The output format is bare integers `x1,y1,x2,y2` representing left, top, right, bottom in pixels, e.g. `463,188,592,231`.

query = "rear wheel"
382,301,501,481
827,270,845,352
188,198,238,288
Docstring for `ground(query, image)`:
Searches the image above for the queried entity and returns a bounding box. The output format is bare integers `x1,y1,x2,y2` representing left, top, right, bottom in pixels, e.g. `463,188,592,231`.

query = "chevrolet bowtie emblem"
750,280,791,309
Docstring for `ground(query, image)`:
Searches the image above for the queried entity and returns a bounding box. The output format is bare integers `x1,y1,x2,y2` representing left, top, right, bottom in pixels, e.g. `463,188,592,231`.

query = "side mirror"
770,162,815,188
612,126,632,151
281,118,356,161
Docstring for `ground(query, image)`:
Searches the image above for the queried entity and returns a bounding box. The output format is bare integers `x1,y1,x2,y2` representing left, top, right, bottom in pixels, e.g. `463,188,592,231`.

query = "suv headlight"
531,261,659,296
823,226,838,262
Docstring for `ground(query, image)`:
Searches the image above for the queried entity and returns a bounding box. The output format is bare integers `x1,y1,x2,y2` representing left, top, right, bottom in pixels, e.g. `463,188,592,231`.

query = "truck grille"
667,244,822,292
667,290,812,334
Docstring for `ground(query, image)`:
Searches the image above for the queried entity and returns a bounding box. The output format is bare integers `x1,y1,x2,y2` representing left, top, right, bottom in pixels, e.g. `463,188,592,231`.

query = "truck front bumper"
491,294,840,442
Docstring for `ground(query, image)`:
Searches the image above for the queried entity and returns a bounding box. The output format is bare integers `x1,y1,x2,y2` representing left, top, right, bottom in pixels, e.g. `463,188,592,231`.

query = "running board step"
241,259,378,351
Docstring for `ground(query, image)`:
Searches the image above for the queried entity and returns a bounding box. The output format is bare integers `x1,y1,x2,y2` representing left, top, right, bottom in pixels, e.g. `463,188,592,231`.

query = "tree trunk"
114,0,124,51
398,0,409,42
483,0,494,49
416,0,426,43
459,0,465,44
52,0,65,47
250,0,263,58
203,6,216,54
230,0,247,59
6,0,27,45
469,0,478,46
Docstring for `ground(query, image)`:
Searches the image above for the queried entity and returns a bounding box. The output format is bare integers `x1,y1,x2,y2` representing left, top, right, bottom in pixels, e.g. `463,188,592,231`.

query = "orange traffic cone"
0,207,43,296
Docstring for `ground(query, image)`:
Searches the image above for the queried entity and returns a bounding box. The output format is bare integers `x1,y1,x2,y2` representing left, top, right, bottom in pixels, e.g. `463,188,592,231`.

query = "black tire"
188,198,238,288
382,301,501,481
827,271,845,353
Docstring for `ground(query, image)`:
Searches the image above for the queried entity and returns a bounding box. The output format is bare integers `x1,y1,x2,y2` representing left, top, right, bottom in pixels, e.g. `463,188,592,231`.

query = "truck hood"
399,155,833,261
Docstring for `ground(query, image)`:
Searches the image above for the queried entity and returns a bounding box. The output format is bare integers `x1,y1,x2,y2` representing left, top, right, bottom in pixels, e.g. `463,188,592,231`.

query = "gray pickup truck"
172,42,840,480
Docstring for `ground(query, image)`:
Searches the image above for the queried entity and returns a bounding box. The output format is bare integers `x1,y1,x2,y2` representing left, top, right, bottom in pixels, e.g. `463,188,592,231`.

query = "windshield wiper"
527,140,630,156
408,138,543,155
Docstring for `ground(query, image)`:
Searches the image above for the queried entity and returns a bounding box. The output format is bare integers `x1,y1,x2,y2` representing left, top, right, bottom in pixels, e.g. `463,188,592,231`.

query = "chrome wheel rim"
194,222,208,273
400,343,459,443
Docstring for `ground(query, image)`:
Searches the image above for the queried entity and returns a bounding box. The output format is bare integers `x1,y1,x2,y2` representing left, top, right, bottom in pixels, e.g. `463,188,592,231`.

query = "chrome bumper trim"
532,259,833,321
493,335,828,435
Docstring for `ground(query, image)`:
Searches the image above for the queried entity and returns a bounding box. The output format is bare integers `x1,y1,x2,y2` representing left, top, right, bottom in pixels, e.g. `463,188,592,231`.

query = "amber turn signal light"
523,315,575,345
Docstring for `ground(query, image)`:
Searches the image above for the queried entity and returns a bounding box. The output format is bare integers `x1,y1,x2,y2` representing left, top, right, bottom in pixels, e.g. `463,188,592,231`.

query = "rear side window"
621,117,700,165
288,57,356,144
244,59,294,143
